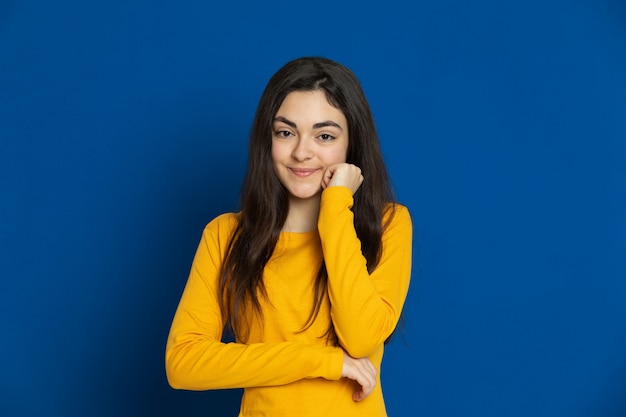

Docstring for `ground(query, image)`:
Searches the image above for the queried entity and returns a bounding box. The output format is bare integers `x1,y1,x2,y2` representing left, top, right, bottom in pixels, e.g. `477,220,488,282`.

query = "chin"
287,187,322,201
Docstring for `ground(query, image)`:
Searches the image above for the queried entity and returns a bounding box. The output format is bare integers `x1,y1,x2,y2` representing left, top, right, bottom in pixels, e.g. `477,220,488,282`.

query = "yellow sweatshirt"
166,186,412,416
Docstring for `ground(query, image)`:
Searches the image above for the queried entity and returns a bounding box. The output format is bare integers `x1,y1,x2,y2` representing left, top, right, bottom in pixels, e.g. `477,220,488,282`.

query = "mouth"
289,168,321,178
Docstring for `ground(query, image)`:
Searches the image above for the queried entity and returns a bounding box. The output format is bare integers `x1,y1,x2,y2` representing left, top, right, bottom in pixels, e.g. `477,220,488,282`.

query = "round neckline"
279,229,319,241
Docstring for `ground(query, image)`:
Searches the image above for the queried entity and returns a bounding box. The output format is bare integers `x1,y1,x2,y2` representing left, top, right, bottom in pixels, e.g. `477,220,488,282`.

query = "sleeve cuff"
320,186,354,210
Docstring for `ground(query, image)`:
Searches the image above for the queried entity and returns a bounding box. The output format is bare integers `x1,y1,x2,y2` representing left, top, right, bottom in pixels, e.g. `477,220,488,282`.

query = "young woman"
166,56,412,416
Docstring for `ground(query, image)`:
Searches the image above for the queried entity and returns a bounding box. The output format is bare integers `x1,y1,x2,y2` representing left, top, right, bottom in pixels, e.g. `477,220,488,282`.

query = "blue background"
1,0,625,416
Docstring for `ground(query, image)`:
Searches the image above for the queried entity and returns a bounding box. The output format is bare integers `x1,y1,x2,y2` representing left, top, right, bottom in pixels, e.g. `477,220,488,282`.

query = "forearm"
318,187,412,358
166,334,343,390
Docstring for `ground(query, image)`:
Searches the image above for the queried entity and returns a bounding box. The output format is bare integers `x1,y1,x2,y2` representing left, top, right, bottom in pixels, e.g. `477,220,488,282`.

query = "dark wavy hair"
219,56,396,343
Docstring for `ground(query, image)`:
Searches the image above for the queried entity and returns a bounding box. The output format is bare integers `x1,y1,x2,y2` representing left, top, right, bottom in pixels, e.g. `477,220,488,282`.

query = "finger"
341,353,377,401
353,361,376,401
327,164,363,193
353,389,366,402
360,357,376,377
352,376,374,402
321,166,335,189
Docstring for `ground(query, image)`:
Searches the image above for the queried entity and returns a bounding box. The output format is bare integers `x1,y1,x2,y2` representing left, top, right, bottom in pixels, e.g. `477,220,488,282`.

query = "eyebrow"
273,116,343,131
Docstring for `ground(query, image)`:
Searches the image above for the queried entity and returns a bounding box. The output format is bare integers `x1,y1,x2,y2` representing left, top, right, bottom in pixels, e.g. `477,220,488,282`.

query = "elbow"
332,305,400,358
166,370,183,390
337,334,381,358
336,320,396,358
344,345,375,359
167,375,183,390
165,356,185,390
166,361,202,391
165,343,219,391
165,337,226,391
165,347,195,390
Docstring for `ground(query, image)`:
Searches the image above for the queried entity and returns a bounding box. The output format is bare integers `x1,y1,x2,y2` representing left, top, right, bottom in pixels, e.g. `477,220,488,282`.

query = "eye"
274,130,293,138
318,133,335,142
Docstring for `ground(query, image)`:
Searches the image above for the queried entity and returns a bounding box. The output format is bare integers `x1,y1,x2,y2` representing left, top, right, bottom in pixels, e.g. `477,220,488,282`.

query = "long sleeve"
165,214,344,391
318,187,413,358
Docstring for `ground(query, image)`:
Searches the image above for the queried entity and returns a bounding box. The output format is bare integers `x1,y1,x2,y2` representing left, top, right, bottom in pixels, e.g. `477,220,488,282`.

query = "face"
271,90,349,202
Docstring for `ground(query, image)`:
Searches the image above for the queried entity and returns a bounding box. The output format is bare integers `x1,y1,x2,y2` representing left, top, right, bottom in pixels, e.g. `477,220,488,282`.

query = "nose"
291,137,313,161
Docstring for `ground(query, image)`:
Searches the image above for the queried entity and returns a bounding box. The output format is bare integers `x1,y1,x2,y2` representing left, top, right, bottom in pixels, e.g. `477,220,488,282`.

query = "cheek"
321,149,346,165
271,141,285,165
339,139,349,163
331,145,348,164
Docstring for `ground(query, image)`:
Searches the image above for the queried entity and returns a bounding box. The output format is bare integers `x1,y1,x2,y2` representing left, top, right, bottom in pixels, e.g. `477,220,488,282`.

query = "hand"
341,352,378,402
321,163,363,195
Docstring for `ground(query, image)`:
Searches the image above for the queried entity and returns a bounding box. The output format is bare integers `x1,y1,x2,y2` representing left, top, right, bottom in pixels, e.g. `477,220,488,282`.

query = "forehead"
275,90,347,125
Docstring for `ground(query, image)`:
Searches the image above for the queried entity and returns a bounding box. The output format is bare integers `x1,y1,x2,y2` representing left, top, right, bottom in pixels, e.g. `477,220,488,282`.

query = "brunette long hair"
219,57,396,342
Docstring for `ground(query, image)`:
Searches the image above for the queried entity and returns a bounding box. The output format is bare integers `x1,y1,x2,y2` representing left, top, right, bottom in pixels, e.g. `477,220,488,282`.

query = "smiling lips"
289,168,321,178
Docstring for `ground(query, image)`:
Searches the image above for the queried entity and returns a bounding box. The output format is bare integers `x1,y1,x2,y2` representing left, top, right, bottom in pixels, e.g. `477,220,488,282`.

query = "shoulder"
383,202,412,227
206,212,240,228
203,212,240,243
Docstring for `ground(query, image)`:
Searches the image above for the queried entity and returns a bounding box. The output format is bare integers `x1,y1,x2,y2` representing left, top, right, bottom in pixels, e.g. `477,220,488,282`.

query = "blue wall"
1,1,625,416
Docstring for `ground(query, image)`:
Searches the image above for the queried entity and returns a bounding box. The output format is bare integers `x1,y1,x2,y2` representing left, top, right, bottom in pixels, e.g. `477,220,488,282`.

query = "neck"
282,195,321,232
